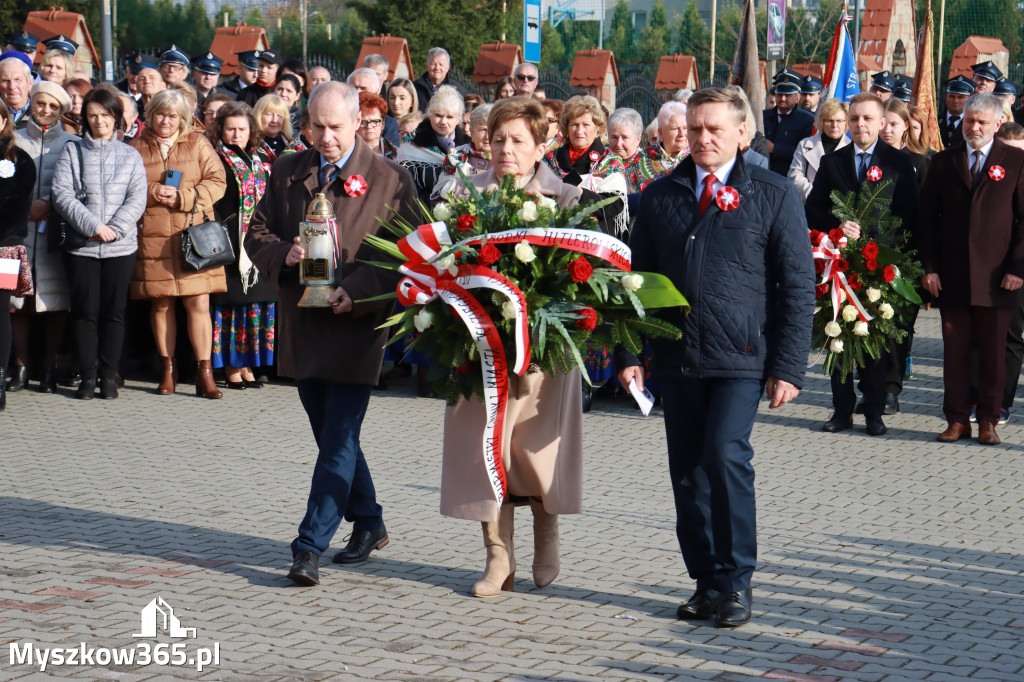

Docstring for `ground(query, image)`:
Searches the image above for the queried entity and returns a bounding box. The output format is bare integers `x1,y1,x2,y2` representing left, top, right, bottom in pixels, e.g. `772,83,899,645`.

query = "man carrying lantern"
618,88,815,628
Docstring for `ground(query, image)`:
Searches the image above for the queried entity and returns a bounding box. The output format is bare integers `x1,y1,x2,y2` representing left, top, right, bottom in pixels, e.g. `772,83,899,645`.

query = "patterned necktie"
319,162,336,187
698,173,717,216
970,150,984,184
857,152,870,182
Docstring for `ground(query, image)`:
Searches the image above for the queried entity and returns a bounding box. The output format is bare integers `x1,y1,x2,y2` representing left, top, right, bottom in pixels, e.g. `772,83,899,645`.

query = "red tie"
698,173,717,216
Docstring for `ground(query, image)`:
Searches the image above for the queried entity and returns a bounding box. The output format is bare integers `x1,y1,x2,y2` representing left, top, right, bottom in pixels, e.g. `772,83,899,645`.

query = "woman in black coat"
0,101,37,410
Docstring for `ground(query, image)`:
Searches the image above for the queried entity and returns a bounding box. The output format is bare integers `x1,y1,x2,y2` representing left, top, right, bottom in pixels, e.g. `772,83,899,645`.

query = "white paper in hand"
628,378,655,416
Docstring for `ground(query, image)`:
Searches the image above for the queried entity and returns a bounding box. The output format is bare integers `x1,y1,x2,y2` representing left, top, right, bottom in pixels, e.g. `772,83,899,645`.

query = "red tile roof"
473,41,522,85
791,62,824,79
24,7,98,71
356,35,413,82
856,0,915,75
210,23,269,76
654,54,699,91
948,36,1009,80
570,48,619,87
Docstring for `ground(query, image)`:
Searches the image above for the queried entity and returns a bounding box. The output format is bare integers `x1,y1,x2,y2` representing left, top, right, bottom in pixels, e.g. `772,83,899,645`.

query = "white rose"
621,273,644,291
517,201,538,222
413,309,434,332
853,320,870,336
830,338,844,353
865,287,881,303
824,321,842,337
878,302,895,320
435,253,455,270
433,203,451,221
501,300,518,320
514,240,536,263
814,307,822,314
0,159,15,178
838,289,847,304
538,196,558,212
841,305,858,322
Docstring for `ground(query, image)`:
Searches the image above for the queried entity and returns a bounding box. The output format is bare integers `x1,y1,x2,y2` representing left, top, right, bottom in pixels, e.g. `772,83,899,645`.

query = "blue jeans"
291,380,383,556
660,377,763,592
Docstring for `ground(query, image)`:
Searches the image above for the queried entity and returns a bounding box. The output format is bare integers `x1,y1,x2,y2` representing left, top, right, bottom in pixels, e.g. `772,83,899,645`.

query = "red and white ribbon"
812,234,874,325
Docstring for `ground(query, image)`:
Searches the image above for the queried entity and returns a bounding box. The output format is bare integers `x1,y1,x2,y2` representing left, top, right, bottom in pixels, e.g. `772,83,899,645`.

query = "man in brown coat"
918,93,1024,445
245,82,419,586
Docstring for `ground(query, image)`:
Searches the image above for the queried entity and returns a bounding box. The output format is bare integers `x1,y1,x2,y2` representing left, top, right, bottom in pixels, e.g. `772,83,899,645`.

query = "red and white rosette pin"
989,165,1006,181
715,186,740,211
344,175,367,197
866,166,883,182
589,151,600,163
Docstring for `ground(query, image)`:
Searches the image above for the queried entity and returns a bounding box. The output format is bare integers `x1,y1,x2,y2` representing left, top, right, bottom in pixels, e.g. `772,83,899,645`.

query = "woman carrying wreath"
442,96,585,598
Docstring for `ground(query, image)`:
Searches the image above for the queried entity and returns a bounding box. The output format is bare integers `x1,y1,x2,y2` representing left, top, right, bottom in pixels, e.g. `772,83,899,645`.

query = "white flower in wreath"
413,309,434,332
537,196,558,212
501,300,518,320
514,239,536,263
853,320,870,336
838,289,847,304
824,321,842,337
517,200,538,222
841,305,858,322
0,159,15,178
865,287,881,303
433,203,451,221
830,338,844,353
621,273,644,291
878,302,895,320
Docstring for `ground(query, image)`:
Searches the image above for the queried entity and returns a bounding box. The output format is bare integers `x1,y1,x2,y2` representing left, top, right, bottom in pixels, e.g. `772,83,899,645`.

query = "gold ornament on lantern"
297,192,340,308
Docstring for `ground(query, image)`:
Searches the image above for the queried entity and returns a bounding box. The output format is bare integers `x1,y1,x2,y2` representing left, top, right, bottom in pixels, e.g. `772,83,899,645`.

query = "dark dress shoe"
37,366,57,393
676,588,720,620
243,379,263,389
714,588,753,628
822,413,853,432
977,420,1000,445
225,380,247,390
582,383,593,413
865,415,888,436
67,368,82,388
937,422,971,442
7,365,27,392
883,392,899,415
98,377,119,399
75,378,97,400
287,550,320,586
332,525,389,565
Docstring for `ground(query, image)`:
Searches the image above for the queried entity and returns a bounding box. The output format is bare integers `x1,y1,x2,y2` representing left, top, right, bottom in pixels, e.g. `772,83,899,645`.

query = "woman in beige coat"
129,89,227,398
442,97,584,598
788,98,850,201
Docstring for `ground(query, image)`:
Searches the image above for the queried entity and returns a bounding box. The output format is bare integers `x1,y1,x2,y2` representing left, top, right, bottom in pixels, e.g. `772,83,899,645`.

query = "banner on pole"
766,0,786,60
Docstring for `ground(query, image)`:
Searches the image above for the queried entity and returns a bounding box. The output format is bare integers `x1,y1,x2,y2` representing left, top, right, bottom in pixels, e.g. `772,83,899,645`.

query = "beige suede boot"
530,498,559,588
471,505,516,597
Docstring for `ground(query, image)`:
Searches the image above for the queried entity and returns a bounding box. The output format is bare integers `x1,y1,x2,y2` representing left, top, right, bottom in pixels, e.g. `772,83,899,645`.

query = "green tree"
639,0,670,62
606,0,635,62
215,5,239,29
179,0,213,55
541,20,567,63
244,7,266,29
675,0,708,56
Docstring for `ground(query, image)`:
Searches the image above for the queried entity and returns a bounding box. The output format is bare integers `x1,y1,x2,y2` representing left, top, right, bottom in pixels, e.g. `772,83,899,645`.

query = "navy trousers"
660,376,762,593
291,380,383,556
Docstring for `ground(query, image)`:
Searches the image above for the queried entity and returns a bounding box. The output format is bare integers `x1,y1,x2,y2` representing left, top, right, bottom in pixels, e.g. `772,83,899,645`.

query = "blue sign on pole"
524,0,541,63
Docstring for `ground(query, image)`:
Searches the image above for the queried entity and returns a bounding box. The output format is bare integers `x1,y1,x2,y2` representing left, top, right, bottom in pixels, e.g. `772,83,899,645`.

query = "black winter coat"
618,153,815,388
413,73,468,113
0,138,37,247
763,106,815,176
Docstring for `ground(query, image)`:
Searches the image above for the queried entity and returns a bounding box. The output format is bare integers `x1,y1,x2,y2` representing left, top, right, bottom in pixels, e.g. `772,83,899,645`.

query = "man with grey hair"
414,46,467,112
918,92,1024,445
0,57,32,125
245,81,420,587
512,62,539,97
308,66,331,92
362,53,390,92
347,67,401,148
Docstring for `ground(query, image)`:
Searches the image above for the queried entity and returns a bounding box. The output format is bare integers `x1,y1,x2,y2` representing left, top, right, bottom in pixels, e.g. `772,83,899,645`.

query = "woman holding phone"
129,89,227,398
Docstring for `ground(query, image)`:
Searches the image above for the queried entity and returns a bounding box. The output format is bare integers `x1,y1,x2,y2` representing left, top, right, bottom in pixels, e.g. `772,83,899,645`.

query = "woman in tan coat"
442,97,584,598
129,89,227,398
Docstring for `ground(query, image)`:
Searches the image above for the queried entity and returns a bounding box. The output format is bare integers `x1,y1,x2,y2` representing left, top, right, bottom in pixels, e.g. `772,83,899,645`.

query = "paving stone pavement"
1,308,1023,681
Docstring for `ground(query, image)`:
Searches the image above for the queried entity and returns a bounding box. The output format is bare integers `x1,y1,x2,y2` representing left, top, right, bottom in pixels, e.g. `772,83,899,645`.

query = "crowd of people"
2,29,1023,628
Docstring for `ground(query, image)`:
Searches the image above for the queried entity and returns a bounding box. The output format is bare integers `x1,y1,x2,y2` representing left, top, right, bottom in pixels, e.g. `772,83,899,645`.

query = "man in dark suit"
806,92,920,436
763,71,815,176
220,50,259,98
237,49,280,107
918,93,1024,445
619,88,815,628
939,76,975,148
245,82,420,585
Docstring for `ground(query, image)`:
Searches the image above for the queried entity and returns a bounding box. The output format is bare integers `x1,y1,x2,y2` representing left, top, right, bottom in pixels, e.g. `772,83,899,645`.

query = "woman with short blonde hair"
39,49,74,83
144,89,193,137
788,98,851,201
544,94,621,182
253,94,301,160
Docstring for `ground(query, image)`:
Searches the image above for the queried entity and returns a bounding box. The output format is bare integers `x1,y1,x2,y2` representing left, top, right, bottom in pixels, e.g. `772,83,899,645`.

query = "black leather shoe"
7,365,27,392
582,383,593,413
37,366,57,393
67,368,82,388
98,377,119,399
243,379,263,389
865,415,888,436
75,378,96,400
287,550,320,586
225,380,247,390
714,588,753,628
883,392,899,415
822,413,853,432
332,525,389,565
676,588,720,620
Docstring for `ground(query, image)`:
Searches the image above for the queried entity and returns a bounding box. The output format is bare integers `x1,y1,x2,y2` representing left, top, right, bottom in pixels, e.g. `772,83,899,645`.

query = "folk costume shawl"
218,143,269,293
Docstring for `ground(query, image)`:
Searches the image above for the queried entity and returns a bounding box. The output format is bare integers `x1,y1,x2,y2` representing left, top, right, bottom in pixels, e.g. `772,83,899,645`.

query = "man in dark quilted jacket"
618,87,815,628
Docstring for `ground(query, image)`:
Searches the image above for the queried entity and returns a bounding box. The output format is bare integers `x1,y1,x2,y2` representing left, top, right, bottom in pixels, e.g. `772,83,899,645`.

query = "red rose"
455,362,472,373
847,272,860,285
866,258,879,271
883,265,896,283
477,243,501,266
567,256,594,283
862,241,879,259
828,229,844,243
835,259,849,272
809,230,824,245
456,214,477,232
815,283,829,299
575,306,598,331
814,259,826,274
851,280,863,291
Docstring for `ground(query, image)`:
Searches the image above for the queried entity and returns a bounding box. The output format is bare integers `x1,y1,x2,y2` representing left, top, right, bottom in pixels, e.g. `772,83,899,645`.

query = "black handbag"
47,141,90,253
180,199,234,272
